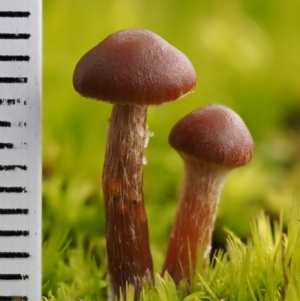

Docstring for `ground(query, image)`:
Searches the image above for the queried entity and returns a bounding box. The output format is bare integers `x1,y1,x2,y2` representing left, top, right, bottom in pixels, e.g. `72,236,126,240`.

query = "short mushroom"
73,29,196,299
161,104,254,285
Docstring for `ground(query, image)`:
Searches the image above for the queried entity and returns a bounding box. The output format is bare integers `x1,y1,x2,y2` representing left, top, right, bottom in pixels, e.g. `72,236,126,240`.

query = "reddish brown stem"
102,104,153,299
161,159,229,285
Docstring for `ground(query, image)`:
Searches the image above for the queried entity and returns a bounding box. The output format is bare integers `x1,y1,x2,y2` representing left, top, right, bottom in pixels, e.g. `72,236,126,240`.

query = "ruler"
0,1,41,300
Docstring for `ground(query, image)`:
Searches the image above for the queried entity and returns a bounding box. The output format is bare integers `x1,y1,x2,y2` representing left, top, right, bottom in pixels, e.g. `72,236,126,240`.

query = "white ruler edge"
0,1,42,300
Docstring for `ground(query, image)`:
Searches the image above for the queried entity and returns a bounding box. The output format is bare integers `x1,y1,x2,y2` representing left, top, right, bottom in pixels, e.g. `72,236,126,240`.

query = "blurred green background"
43,0,300,297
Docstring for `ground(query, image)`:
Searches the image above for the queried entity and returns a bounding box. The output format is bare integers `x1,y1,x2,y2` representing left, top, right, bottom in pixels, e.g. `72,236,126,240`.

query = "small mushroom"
161,104,254,285
73,29,196,299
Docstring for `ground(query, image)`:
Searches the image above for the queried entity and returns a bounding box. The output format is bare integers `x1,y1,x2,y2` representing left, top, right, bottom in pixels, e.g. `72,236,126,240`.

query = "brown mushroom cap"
169,104,254,167
73,29,196,105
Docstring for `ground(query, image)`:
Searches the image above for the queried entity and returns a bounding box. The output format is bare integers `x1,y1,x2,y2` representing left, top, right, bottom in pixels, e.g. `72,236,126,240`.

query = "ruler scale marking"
0,187,27,193
0,297,28,301
0,165,27,171
0,34,31,40
0,275,29,281
0,252,30,258
0,143,13,149
0,231,29,237
0,56,30,62
0,121,11,127
0,78,28,84
0,209,29,215
0,99,24,105
0,12,31,18
0,122,27,127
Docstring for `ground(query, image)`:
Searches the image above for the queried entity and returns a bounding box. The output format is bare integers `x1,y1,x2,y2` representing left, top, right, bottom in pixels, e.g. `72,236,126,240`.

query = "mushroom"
73,29,196,299
161,104,254,285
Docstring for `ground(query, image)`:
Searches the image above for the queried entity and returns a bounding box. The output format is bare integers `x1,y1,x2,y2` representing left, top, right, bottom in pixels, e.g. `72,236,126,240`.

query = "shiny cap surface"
169,104,254,167
73,29,196,105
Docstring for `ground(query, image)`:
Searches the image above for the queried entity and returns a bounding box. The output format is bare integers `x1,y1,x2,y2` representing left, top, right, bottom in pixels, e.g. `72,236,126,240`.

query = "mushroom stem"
161,158,229,285
102,104,153,299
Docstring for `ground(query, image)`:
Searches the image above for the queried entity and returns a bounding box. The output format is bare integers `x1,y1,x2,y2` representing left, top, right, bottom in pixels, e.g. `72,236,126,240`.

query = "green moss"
42,201,300,300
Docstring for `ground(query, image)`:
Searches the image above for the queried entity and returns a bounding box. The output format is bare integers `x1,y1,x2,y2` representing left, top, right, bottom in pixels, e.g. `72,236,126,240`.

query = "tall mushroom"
161,104,254,285
73,29,196,299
